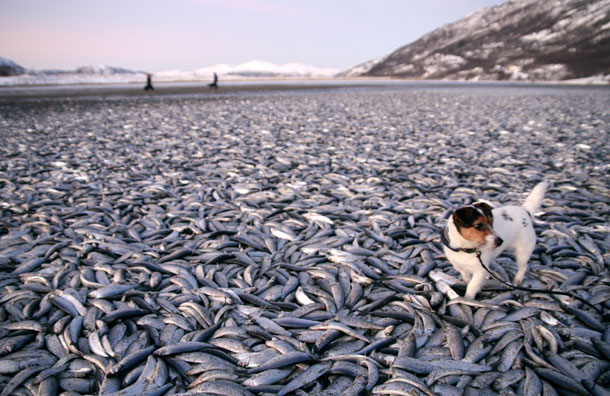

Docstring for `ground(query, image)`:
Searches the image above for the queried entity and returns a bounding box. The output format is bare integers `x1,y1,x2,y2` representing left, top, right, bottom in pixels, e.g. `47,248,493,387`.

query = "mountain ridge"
341,0,610,81
0,56,26,76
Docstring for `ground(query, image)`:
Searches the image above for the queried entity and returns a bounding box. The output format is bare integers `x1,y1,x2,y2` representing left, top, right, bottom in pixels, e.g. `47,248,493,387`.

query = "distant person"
209,72,218,88
144,73,154,90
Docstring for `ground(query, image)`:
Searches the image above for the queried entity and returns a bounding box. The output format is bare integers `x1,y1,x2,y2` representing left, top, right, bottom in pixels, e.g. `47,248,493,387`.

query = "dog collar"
441,228,479,254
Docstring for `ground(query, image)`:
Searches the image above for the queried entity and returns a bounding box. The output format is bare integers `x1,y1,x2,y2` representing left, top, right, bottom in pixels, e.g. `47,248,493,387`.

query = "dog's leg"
513,247,533,286
513,234,535,286
464,269,485,299
458,269,472,283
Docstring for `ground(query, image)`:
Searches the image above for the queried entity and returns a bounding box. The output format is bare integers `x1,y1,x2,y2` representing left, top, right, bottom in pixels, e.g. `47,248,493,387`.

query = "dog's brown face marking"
473,202,493,224
453,205,494,243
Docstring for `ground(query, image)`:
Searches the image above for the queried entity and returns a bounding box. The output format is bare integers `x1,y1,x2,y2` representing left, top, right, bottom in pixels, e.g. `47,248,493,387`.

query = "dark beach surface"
0,80,366,100
0,80,609,395
1,78,607,100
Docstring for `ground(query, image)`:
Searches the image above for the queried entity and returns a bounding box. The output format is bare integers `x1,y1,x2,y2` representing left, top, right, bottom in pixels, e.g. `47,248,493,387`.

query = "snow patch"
423,54,466,78
390,64,415,74
75,65,138,75
464,42,504,59
561,74,610,85
521,29,560,43
528,64,569,80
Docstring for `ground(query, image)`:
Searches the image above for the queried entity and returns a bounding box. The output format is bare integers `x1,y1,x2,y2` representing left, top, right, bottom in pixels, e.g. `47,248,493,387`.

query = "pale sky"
2,0,505,73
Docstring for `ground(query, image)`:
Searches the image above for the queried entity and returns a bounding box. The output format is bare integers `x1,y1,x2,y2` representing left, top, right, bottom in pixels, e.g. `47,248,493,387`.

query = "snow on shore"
0,59,340,86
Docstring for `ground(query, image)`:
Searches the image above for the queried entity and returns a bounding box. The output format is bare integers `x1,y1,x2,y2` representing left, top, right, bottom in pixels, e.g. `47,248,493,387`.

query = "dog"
441,181,548,299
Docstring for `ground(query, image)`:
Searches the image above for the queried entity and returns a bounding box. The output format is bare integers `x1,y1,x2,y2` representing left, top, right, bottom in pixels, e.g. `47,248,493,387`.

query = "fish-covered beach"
1,82,609,396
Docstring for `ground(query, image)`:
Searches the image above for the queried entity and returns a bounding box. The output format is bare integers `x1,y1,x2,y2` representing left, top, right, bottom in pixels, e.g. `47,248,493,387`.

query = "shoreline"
1,78,608,101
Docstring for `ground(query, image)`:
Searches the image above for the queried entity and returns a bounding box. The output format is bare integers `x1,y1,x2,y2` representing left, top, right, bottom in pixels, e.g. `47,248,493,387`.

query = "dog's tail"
522,181,548,217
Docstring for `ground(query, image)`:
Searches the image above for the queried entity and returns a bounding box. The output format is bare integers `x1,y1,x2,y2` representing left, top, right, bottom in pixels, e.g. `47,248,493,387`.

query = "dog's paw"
513,273,524,286
464,292,477,300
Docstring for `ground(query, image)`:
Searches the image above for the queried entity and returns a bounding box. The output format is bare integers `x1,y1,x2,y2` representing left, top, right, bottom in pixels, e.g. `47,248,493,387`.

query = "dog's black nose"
495,237,503,247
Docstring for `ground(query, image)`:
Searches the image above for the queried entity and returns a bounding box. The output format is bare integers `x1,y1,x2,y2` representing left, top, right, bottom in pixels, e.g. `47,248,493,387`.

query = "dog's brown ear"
473,201,493,222
453,206,479,229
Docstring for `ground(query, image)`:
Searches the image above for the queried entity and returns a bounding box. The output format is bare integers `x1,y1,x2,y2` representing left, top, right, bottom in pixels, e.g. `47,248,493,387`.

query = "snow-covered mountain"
341,0,610,82
0,63,145,86
0,59,340,86
0,56,26,76
157,60,339,80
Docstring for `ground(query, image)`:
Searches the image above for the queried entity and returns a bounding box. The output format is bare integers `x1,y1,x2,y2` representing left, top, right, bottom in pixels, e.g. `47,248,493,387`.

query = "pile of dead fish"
0,86,609,396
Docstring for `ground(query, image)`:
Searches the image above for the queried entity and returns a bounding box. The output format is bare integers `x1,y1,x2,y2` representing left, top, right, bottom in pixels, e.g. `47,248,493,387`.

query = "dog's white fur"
443,181,548,299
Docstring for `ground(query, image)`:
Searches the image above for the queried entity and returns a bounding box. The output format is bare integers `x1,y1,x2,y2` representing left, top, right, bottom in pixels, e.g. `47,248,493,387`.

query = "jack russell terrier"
441,181,548,299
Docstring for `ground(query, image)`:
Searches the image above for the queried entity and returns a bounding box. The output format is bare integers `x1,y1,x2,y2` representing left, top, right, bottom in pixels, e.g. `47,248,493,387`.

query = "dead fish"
247,351,314,374
277,361,332,396
190,380,255,396
1,83,609,396
394,356,492,374
88,283,137,299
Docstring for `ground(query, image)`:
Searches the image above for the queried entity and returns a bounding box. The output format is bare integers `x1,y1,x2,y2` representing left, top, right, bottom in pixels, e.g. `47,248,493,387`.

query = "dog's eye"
474,224,484,231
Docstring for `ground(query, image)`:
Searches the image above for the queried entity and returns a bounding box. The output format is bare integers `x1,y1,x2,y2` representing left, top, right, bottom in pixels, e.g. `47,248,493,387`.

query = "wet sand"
2,78,607,101
0,81,348,100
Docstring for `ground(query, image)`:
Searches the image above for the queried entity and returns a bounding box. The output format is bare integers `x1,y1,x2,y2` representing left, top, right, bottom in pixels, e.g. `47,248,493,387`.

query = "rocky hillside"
0,56,25,77
341,0,610,81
